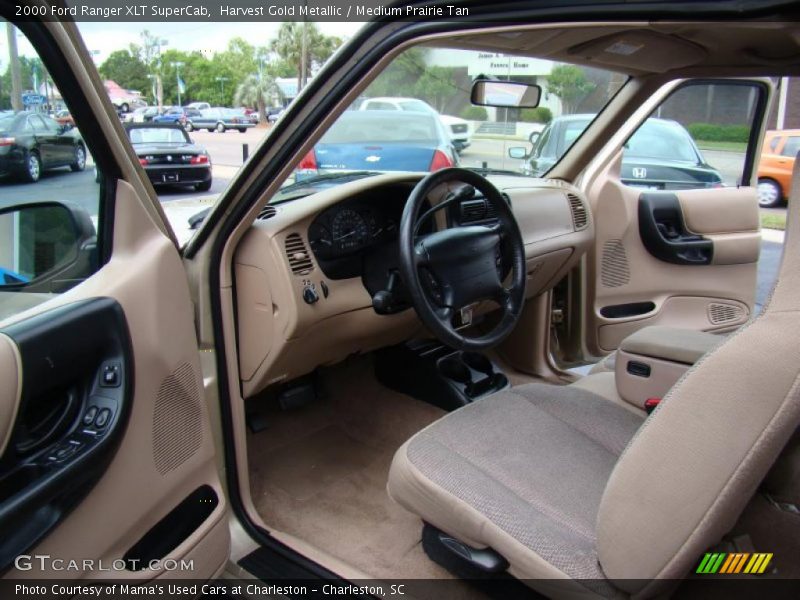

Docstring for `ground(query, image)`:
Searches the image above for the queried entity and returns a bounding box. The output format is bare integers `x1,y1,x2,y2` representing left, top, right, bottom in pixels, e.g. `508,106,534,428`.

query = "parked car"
153,106,203,130
237,108,260,125
0,111,86,182
519,114,723,190
756,129,799,207
104,80,146,113
124,122,212,191
295,110,457,179
186,101,211,111
123,106,161,124
359,96,473,152
190,108,255,133
267,106,285,123
0,266,29,285
53,110,74,128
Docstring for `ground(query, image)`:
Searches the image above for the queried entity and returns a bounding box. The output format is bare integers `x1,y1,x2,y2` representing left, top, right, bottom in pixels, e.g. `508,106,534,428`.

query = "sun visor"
567,30,707,72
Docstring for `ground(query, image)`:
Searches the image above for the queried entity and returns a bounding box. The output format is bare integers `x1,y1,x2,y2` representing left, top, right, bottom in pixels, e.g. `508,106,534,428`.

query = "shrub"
686,123,750,143
519,106,553,124
461,106,488,121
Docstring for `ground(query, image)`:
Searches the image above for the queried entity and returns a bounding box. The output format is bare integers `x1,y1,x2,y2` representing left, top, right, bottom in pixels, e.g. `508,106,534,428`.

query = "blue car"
295,110,458,180
0,266,29,285
152,107,202,129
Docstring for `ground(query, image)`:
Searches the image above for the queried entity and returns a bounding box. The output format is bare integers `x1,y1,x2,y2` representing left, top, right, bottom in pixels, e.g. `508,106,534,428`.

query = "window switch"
94,408,111,429
83,406,98,426
101,363,121,387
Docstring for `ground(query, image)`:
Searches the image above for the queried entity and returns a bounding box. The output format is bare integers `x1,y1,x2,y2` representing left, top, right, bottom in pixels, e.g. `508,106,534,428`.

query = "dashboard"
306,184,423,281
233,172,594,398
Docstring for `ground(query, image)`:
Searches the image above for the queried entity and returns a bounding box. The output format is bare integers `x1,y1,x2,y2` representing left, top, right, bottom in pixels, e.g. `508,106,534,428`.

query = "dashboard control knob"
303,286,319,305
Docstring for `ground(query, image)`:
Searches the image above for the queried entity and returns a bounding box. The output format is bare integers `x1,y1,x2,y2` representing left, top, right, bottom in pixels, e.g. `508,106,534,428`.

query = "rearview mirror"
508,147,529,160
0,202,96,290
471,80,542,108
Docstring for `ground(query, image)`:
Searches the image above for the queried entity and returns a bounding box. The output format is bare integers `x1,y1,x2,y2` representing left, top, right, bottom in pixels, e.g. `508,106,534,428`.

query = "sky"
1,21,365,68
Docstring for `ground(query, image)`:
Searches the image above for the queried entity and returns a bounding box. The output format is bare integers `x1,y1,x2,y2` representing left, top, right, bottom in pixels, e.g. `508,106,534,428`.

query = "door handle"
638,193,713,266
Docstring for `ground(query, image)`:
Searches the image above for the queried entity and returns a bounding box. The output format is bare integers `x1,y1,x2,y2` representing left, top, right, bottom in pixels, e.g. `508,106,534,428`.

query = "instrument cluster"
308,202,398,259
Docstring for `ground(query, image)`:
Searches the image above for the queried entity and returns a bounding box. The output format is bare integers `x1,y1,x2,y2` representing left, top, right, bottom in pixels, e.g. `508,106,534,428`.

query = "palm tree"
269,22,340,94
233,74,284,125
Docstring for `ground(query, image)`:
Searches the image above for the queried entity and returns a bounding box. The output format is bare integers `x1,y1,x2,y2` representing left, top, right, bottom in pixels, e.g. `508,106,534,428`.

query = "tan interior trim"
615,350,691,409
0,334,22,457
3,182,229,580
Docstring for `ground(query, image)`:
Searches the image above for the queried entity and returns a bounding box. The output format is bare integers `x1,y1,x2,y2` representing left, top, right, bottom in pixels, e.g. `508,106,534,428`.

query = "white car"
186,101,211,111
359,96,472,152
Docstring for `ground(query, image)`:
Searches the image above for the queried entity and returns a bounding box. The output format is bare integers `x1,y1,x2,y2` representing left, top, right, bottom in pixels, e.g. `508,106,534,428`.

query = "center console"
375,341,509,411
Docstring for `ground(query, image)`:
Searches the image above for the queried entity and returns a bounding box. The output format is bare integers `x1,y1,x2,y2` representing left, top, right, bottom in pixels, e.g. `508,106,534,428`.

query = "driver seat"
387,163,800,598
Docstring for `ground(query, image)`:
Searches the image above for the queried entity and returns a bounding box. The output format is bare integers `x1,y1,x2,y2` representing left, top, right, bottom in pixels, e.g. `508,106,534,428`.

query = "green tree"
412,66,458,112
98,49,149,94
234,74,284,124
366,47,427,98
546,64,596,114
0,56,47,109
270,22,340,93
365,48,461,112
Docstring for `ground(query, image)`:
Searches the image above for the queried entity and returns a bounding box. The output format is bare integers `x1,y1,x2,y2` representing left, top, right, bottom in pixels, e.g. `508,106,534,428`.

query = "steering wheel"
399,168,526,351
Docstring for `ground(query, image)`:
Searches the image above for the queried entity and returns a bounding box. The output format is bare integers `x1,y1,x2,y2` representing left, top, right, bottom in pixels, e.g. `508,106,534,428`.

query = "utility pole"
171,61,184,106
215,77,228,104
6,23,23,111
300,9,308,92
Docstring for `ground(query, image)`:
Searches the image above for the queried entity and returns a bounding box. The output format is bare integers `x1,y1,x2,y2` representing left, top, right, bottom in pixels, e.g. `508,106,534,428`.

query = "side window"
769,135,781,152
0,20,102,299
780,136,800,158
623,82,764,190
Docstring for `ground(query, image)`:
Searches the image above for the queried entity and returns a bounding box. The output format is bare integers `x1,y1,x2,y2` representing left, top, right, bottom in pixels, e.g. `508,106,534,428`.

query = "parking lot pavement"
188,127,271,167
703,149,746,187
0,168,100,214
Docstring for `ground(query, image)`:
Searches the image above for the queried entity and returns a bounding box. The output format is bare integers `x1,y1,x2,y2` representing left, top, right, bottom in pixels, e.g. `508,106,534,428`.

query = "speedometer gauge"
331,209,369,251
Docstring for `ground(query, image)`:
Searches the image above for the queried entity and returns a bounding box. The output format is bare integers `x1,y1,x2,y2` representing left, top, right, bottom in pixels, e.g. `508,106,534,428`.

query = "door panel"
585,156,758,354
1,181,229,580
0,298,132,568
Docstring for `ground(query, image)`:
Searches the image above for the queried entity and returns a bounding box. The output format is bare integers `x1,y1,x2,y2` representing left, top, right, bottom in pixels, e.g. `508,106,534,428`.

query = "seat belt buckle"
644,397,661,415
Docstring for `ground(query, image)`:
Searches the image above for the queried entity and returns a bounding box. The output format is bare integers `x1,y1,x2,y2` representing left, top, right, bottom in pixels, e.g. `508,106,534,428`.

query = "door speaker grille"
153,362,203,475
284,233,313,276
600,239,630,287
708,303,745,325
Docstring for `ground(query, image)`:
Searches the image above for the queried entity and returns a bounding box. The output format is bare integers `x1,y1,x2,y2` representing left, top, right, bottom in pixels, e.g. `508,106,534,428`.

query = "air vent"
600,239,630,287
567,193,588,230
708,303,745,325
459,194,510,224
258,205,277,220
284,233,313,275
460,199,489,223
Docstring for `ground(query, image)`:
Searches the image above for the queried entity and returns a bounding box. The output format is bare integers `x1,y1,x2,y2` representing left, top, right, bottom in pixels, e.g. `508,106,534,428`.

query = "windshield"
275,46,627,201
128,127,188,144
0,116,15,130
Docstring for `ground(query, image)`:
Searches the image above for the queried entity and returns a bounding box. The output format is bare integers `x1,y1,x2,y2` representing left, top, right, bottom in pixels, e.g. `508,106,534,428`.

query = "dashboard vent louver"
284,233,313,276
258,205,277,220
567,194,588,230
